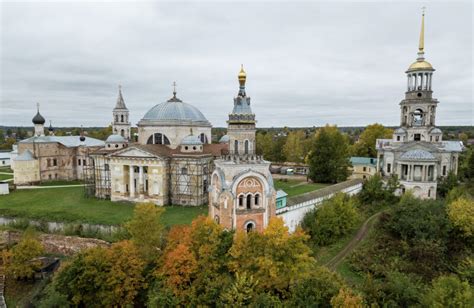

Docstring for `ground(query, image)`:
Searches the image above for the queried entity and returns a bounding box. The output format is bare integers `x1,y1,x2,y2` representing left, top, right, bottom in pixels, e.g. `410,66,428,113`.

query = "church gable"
111,147,159,158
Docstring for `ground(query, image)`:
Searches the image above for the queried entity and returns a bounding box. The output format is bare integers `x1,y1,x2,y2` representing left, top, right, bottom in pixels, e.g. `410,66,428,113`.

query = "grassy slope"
0,187,207,226
0,173,13,181
274,179,328,197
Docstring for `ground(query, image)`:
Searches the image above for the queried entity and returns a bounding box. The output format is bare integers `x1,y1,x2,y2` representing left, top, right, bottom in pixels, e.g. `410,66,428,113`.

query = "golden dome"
238,64,246,87
408,60,433,71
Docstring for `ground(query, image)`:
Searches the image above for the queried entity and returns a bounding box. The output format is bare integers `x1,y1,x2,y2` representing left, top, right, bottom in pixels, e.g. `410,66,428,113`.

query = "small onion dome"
181,134,203,146
106,134,126,143
238,64,246,86
32,111,45,125
48,122,54,132
219,134,230,143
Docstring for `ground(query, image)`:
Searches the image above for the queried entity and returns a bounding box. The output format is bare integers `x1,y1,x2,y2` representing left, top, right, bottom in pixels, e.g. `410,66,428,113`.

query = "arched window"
234,140,239,154
200,133,208,144
245,221,255,233
413,109,424,126
147,133,171,145
238,195,244,207
244,140,249,154
121,114,124,122
115,115,118,122
120,129,125,137
246,194,252,209
254,194,260,206
214,215,220,224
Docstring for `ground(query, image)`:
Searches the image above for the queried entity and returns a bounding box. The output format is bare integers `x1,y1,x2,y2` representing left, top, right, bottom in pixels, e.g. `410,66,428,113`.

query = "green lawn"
0,187,207,226
39,180,83,186
0,173,13,181
274,179,328,197
0,166,13,173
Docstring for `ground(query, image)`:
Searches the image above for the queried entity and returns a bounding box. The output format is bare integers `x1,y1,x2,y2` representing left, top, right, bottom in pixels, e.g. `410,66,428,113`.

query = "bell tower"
227,65,257,156
112,85,131,140
399,10,441,143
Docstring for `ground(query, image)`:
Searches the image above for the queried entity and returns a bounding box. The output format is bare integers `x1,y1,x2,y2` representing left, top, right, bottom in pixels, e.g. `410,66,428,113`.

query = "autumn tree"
307,125,351,183
447,197,474,237
229,218,315,296
4,228,44,279
126,202,165,261
52,241,145,307
220,272,259,306
330,287,364,308
283,130,305,163
351,123,393,157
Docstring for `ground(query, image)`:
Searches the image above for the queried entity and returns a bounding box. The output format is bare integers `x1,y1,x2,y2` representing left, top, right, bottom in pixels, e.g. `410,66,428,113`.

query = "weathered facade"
376,13,463,199
209,67,276,232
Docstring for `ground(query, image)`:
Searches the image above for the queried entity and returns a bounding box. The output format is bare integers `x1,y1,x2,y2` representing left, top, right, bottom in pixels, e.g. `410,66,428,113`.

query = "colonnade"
128,165,148,197
407,72,433,91
399,163,436,182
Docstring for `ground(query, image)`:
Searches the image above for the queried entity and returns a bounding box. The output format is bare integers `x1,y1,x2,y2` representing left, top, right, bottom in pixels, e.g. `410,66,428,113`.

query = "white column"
129,165,135,197
407,75,410,91
414,74,418,90
429,73,433,90
138,165,144,195
420,73,424,90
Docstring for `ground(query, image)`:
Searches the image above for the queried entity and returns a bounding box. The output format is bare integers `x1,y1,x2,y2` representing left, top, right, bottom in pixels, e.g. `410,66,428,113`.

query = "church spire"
114,85,128,110
417,8,426,61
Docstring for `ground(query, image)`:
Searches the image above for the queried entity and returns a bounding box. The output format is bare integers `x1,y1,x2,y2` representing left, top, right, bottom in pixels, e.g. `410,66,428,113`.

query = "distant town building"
349,157,377,180
376,12,463,199
209,66,276,232
0,152,11,167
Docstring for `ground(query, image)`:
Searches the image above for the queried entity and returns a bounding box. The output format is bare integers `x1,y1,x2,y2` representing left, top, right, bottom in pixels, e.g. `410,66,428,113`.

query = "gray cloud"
0,1,472,128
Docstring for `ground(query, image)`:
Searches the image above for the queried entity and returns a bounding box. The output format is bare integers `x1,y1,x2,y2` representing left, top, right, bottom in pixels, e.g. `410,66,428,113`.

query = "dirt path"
325,211,382,270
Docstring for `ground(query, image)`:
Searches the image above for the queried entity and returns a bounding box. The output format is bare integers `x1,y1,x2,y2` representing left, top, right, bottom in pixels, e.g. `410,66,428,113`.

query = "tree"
423,275,473,307
229,218,315,296
220,272,258,306
302,193,360,246
307,125,351,183
351,123,393,157
438,171,458,198
104,240,146,306
330,288,364,308
288,266,344,307
447,197,474,237
126,202,165,261
283,130,305,163
53,241,145,307
4,228,44,279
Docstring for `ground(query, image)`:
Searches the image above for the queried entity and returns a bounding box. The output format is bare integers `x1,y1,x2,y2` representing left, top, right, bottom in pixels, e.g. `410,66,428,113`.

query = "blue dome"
181,135,203,146
106,134,126,143
219,135,230,143
400,149,436,161
141,97,210,126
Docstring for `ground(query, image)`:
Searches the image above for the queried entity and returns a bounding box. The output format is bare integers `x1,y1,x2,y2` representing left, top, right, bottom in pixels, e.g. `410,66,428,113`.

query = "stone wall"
0,231,110,256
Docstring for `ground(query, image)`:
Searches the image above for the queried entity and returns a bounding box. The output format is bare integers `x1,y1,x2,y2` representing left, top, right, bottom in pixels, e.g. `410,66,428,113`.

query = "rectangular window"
397,136,400,141
387,163,391,173
363,167,367,172
443,165,447,176
414,134,421,141
83,159,86,166
78,159,81,166
53,159,57,166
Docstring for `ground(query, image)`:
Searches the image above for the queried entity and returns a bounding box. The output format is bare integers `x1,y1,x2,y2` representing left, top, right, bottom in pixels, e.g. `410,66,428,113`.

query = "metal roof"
350,157,377,166
276,190,288,199
19,136,105,148
219,135,230,143
181,135,203,145
106,134,126,143
441,141,464,152
15,149,35,161
141,99,210,126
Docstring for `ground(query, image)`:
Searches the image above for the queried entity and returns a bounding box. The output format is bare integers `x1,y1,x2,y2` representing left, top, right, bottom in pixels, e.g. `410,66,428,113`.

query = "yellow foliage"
331,288,364,308
447,197,474,237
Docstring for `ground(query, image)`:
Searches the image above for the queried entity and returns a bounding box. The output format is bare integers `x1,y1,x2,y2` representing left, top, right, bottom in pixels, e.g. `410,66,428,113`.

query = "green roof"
350,157,377,167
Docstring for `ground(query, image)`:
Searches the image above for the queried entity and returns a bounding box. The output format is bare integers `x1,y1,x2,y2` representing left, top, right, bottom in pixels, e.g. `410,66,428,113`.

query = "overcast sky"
0,1,472,128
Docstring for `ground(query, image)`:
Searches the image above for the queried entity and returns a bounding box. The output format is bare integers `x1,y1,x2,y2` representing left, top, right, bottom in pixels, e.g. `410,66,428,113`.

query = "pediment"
111,147,157,158
397,141,437,153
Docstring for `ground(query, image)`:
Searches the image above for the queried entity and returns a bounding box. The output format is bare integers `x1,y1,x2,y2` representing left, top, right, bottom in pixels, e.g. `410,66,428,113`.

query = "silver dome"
106,134,126,143
181,135,203,145
400,149,436,161
219,135,230,143
140,97,211,126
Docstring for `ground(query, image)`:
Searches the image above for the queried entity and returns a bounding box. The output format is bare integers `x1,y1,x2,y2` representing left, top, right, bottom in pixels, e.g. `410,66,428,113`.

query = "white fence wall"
276,181,363,232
